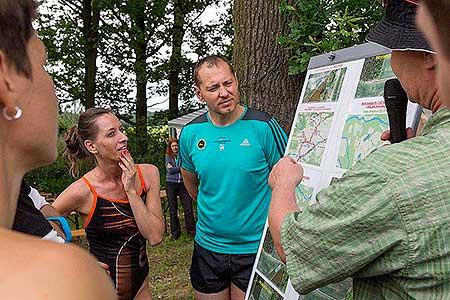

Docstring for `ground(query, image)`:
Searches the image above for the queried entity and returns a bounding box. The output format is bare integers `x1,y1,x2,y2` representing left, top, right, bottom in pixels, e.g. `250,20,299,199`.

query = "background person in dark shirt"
13,180,66,243
165,138,196,240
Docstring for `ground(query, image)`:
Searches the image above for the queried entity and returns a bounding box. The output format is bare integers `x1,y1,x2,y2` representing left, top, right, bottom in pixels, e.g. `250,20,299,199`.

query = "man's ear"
0,51,17,115
84,140,98,155
423,53,437,71
194,86,203,102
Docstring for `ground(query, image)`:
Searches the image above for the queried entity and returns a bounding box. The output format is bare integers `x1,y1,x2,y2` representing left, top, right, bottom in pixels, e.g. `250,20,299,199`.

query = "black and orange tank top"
82,165,149,300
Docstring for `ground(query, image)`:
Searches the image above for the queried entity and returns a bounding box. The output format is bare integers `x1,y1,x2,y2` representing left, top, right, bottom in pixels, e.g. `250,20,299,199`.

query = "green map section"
356,55,395,98
289,112,334,166
257,230,289,294
304,68,347,103
337,114,389,170
295,185,314,211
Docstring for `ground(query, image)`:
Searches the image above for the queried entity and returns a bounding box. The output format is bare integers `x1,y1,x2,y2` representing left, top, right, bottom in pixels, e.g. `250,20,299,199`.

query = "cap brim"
366,17,434,53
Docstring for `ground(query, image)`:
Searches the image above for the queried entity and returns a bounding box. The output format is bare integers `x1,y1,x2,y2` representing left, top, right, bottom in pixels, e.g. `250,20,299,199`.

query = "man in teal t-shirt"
178,55,287,300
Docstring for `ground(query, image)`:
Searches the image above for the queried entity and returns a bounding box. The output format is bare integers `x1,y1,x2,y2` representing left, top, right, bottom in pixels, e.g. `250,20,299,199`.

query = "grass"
148,232,195,300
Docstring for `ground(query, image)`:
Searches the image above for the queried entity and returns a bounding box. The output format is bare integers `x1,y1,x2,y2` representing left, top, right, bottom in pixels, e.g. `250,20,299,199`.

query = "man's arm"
273,154,408,294
265,117,288,169
268,157,303,262
177,128,198,200
181,168,199,201
40,204,66,240
28,186,66,240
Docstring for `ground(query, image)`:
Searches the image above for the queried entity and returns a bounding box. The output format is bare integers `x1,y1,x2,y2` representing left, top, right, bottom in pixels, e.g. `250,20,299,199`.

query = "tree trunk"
233,0,303,133
167,0,186,121
81,0,100,108
131,0,148,150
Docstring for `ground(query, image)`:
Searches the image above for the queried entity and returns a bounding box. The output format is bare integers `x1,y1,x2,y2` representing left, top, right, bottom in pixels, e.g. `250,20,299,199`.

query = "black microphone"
384,78,408,143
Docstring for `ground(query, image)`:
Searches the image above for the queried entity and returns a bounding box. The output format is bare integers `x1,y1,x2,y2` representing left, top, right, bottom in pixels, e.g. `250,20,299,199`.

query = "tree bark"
167,0,186,121
232,0,303,133
130,0,148,148
81,0,100,108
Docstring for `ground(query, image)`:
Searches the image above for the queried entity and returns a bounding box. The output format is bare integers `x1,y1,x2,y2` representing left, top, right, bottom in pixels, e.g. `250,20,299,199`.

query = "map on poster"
294,185,313,209
246,44,422,300
288,112,334,166
337,113,389,169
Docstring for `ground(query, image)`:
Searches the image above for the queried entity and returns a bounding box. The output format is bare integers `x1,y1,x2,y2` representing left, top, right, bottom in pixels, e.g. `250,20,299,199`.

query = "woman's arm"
120,152,164,245
52,180,91,217
165,155,181,174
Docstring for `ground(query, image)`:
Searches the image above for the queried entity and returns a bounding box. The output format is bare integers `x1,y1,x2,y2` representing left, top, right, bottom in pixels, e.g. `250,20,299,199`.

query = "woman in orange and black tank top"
53,107,164,300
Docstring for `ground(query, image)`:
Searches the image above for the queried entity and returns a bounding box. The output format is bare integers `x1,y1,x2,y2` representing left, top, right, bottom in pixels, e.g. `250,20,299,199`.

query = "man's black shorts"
190,242,257,294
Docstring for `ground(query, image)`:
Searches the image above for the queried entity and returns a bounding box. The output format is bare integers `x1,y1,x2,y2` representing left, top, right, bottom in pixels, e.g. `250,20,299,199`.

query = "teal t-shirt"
178,106,287,254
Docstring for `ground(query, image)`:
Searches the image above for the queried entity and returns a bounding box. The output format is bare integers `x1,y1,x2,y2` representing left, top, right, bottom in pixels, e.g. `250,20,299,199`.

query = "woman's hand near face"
123,161,164,245
119,150,137,194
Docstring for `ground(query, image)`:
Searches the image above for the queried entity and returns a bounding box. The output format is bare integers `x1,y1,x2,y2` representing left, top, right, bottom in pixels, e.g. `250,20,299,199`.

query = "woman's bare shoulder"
139,163,159,177
55,176,95,201
53,177,94,215
138,164,160,190
0,229,115,300
139,163,158,170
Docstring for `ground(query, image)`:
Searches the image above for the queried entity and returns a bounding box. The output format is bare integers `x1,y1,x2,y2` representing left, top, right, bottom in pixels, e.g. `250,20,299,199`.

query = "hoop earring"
2,105,22,121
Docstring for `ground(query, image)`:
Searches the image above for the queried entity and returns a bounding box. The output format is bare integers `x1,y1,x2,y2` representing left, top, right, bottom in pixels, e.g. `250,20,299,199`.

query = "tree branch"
59,0,83,13
184,7,207,30
147,40,166,57
148,98,168,108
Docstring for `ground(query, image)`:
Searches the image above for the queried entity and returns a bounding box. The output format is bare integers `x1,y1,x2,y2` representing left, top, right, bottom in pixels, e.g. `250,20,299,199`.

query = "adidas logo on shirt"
240,139,251,147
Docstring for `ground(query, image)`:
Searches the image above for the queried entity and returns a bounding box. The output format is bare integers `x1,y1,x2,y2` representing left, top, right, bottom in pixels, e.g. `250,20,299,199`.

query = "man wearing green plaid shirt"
267,0,450,299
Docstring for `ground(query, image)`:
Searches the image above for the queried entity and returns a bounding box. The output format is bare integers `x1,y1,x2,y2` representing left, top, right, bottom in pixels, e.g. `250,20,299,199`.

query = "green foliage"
36,0,233,114
58,111,79,134
37,3,86,105
279,0,383,75
126,125,169,187
25,139,76,195
26,113,93,194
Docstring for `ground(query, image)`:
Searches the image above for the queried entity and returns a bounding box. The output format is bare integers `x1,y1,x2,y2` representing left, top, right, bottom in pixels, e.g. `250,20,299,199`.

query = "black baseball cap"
366,0,434,53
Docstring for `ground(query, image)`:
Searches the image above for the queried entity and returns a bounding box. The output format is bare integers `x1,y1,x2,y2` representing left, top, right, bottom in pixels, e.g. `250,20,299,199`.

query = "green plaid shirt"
281,108,450,299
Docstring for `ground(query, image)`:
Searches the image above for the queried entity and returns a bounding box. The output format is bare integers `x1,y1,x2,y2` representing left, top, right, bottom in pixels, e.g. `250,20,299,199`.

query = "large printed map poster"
246,50,421,300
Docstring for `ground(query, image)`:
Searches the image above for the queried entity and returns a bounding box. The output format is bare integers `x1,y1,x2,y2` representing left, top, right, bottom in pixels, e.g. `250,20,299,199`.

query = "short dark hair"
422,0,450,59
0,0,37,79
193,55,235,87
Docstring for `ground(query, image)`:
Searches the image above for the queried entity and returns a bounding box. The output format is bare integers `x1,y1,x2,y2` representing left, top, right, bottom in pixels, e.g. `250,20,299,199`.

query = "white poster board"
245,43,422,300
